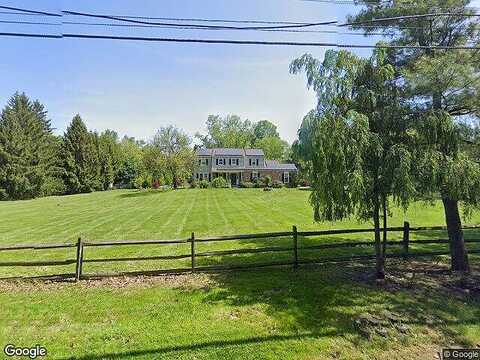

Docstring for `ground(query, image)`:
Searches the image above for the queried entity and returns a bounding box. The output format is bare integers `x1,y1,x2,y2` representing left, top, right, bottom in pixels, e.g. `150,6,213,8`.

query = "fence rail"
1,222,480,281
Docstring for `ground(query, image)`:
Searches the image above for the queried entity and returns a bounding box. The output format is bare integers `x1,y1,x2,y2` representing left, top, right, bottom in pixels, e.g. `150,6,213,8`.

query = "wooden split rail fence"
1,222,480,281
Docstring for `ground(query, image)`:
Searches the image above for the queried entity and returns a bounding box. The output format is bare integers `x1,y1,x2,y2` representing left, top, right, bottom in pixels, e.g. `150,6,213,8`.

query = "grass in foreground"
1,262,479,360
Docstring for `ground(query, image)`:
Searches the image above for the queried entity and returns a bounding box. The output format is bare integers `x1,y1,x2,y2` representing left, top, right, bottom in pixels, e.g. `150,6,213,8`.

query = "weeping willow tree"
347,1,480,272
291,48,415,279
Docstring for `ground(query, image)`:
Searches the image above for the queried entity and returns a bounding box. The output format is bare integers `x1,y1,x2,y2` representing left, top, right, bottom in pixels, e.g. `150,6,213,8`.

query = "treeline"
0,93,196,200
0,93,292,201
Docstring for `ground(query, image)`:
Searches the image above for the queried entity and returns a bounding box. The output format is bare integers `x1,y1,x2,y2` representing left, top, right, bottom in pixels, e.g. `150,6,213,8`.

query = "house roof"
213,148,245,156
195,148,265,157
194,148,297,171
265,160,298,171
196,148,212,156
245,149,264,156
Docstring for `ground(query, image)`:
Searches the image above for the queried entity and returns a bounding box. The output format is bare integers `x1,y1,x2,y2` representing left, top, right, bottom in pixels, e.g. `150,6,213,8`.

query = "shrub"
133,175,152,189
261,175,273,188
211,177,230,188
272,180,284,188
253,178,264,188
240,181,255,188
199,180,210,189
190,179,198,188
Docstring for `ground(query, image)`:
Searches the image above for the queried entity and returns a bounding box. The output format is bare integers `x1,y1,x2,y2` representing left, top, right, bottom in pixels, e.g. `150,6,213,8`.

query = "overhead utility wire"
0,19,387,35
0,10,441,29
1,6,465,31
62,10,338,30
0,5,59,17
0,31,478,49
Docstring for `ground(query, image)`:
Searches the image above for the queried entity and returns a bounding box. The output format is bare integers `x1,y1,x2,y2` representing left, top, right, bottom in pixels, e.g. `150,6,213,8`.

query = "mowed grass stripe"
1,188,480,244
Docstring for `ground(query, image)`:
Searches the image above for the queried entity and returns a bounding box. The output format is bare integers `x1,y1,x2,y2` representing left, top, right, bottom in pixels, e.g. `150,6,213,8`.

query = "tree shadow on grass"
63,261,480,360
118,190,170,199
199,261,480,346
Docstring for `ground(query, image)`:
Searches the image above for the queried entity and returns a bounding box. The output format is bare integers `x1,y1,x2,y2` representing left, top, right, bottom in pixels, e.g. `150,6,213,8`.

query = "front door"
230,173,237,186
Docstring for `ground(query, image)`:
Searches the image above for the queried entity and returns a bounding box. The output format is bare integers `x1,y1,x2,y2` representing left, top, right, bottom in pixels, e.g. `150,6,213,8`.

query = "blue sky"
0,0,447,143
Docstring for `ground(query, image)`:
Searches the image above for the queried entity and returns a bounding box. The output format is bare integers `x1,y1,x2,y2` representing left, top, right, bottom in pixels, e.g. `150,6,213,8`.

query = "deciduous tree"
153,126,194,189
291,49,415,279
348,0,480,272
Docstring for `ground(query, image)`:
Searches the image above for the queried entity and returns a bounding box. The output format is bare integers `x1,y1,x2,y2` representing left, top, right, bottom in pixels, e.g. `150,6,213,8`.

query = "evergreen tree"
348,0,480,272
0,93,56,200
95,130,120,190
62,115,101,194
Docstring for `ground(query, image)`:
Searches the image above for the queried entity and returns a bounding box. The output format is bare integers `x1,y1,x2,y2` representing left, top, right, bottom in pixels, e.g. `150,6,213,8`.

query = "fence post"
293,225,298,269
191,232,196,272
75,237,84,282
403,221,410,260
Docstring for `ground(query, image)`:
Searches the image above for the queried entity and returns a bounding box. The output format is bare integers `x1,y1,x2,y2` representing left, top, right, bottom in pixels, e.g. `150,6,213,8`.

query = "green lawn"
1,188,480,278
1,188,474,244
1,189,479,359
1,264,479,360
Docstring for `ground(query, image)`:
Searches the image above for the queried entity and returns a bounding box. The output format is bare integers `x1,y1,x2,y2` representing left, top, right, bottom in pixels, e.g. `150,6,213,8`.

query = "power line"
0,5,59,17
0,19,388,35
0,31,478,49
64,14,308,25
62,10,338,30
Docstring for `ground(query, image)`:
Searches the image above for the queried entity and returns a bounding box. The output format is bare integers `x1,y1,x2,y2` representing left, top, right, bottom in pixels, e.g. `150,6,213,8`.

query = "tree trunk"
442,197,470,272
373,199,385,279
382,196,388,256
171,168,178,190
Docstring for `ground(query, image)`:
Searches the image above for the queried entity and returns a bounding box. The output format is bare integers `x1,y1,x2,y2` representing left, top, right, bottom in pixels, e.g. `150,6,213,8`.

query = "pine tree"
62,115,101,194
97,130,120,190
0,93,56,200
348,0,480,272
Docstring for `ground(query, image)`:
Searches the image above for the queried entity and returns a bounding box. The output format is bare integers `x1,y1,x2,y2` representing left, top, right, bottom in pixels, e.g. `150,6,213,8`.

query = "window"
283,172,290,184
251,171,258,181
249,158,252,166
198,159,201,166
229,158,232,166
236,159,239,166
206,159,209,166
256,159,259,166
